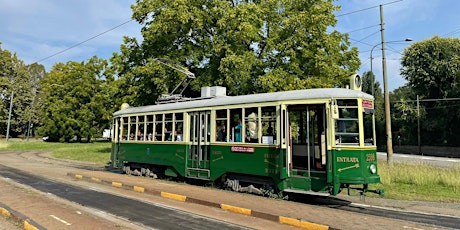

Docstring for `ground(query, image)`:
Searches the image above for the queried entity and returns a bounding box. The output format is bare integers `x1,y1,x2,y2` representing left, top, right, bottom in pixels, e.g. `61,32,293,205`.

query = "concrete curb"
68,173,335,230
0,202,46,230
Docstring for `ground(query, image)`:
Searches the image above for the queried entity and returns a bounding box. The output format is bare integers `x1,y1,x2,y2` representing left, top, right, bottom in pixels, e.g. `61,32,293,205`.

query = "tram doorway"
187,111,211,179
287,104,327,172
112,117,121,168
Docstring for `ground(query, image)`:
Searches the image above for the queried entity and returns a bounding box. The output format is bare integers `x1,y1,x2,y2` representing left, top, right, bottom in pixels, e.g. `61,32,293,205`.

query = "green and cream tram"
110,74,382,196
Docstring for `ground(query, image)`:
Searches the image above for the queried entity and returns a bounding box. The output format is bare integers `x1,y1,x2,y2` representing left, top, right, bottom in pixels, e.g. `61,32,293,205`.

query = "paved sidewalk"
68,170,453,230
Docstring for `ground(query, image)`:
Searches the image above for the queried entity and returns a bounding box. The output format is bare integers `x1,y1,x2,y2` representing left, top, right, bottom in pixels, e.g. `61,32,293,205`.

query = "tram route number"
366,154,376,162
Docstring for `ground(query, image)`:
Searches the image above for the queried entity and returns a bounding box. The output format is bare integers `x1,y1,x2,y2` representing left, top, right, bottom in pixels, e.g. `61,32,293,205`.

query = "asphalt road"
377,152,460,168
0,164,250,230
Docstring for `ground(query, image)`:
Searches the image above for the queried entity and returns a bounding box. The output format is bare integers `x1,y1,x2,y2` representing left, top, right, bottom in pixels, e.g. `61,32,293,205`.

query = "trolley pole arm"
153,58,195,96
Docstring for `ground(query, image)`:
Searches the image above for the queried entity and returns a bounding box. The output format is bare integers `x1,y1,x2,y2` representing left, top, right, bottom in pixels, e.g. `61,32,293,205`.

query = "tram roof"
114,88,373,116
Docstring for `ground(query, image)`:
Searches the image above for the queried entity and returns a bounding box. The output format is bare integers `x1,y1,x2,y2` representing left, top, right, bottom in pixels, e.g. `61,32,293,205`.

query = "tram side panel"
116,142,188,177
331,148,380,195
209,145,278,185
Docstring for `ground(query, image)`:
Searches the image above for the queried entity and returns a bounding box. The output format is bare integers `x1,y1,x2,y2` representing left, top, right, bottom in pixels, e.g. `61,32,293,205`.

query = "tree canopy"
401,36,460,99
37,57,114,142
112,0,360,106
0,45,44,138
398,36,460,146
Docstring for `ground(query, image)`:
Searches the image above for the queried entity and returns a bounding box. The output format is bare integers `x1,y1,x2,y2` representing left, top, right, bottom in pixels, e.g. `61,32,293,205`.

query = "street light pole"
6,91,14,142
26,87,37,141
370,44,379,96
370,38,412,96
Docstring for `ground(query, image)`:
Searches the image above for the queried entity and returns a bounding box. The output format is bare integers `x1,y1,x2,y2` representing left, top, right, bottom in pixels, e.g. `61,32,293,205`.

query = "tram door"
287,104,327,174
187,111,211,179
281,106,292,178
112,118,121,168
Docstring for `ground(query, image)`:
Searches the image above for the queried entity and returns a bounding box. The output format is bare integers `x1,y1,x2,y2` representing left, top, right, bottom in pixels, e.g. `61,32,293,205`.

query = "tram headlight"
370,164,377,174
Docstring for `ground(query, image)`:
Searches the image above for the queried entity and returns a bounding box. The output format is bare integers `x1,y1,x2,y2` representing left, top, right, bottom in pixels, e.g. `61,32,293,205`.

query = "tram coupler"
371,188,384,197
347,185,384,198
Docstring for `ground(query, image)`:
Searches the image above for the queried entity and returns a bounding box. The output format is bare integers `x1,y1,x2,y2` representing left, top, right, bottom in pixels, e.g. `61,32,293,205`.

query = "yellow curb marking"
220,204,251,216
279,216,329,230
75,174,83,179
0,207,10,217
133,186,145,193
23,221,39,230
160,192,186,201
112,182,122,188
300,221,329,230
91,177,101,183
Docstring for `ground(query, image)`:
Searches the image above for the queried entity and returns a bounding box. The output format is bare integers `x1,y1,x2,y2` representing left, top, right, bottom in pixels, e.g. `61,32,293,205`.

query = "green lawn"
1,139,459,202
374,161,460,202
0,139,111,165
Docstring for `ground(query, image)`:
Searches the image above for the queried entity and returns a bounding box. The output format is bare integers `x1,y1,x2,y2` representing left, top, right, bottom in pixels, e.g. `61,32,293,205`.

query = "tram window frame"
137,115,145,141
155,114,163,141
129,116,136,140
175,113,184,142
230,108,243,142
165,113,173,141
363,108,375,146
216,109,228,142
261,106,276,144
146,115,154,141
334,99,359,145
122,117,129,140
245,107,260,143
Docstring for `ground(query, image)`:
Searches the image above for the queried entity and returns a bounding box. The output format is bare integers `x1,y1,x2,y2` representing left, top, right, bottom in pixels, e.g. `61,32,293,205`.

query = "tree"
112,0,360,106
390,85,422,146
24,63,46,138
0,44,38,138
400,36,460,146
37,57,113,142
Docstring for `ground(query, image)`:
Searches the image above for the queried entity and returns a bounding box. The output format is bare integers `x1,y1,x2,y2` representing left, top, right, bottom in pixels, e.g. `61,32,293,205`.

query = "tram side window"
216,109,228,142
165,113,173,141
230,109,243,142
122,117,129,140
335,100,359,145
175,113,183,142
137,115,145,141
363,108,375,145
155,114,163,141
262,106,276,144
146,115,154,141
129,116,136,140
245,107,259,143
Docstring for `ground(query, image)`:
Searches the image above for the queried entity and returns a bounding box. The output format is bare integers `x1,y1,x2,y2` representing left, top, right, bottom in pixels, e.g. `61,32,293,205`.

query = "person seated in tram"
246,112,258,143
147,133,153,141
176,128,183,141
217,125,226,142
234,119,242,142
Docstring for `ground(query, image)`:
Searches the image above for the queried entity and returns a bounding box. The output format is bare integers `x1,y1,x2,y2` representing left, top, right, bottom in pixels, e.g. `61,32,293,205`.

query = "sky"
1,0,459,91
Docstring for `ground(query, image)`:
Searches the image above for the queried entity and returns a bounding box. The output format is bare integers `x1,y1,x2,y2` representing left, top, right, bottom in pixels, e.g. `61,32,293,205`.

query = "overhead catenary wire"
335,0,403,17
36,19,134,63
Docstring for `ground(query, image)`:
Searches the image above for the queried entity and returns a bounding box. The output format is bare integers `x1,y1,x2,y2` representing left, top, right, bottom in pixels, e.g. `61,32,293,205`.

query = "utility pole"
27,87,37,141
6,91,14,142
380,5,393,164
417,95,421,155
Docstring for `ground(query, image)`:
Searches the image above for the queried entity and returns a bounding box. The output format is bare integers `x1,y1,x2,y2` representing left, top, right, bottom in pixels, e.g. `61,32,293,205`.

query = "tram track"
288,194,460,229
5,150,460,229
